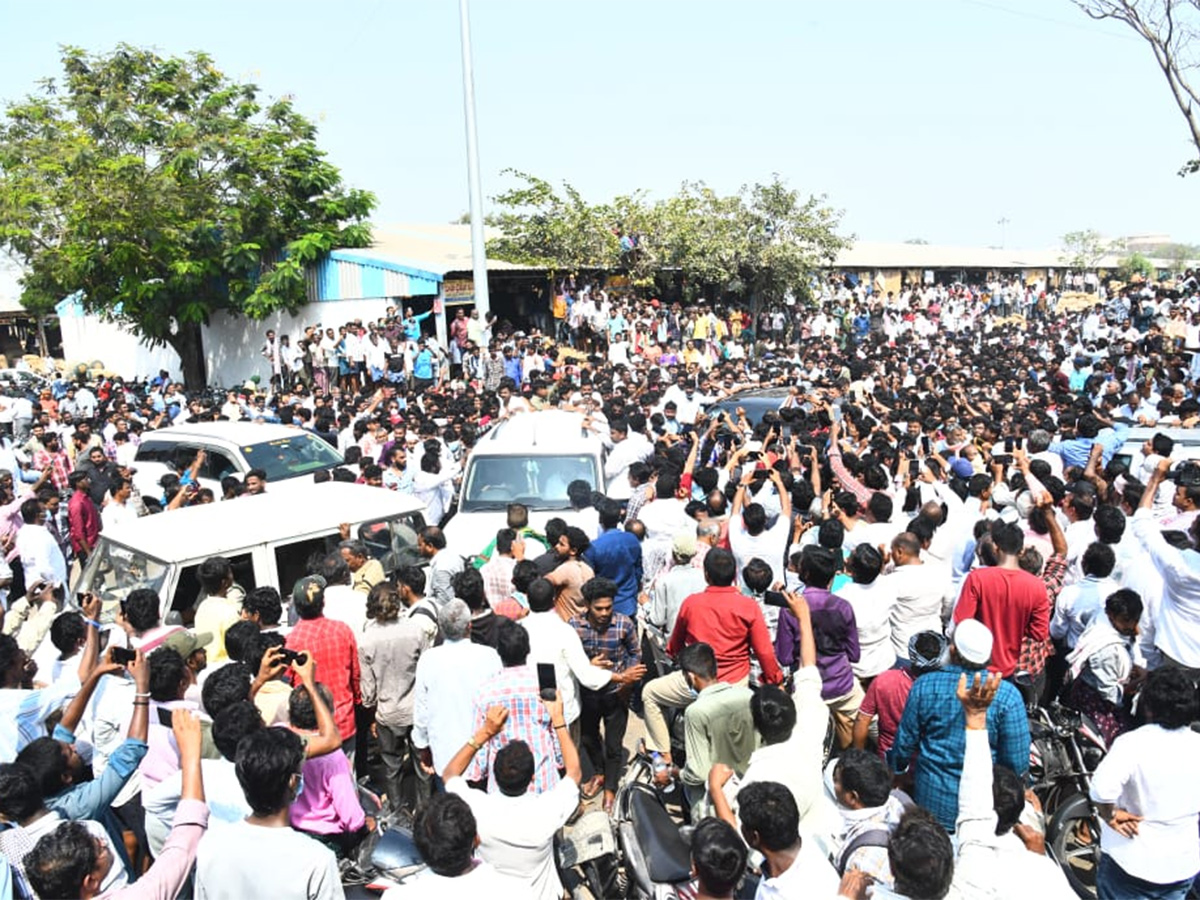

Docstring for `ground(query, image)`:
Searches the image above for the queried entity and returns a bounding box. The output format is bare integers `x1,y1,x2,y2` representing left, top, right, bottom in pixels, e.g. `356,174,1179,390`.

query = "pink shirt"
289,739,365,835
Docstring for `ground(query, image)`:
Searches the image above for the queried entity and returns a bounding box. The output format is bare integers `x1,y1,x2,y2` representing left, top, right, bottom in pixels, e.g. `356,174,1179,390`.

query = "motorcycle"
1020,680,1108,899
613,780,695,899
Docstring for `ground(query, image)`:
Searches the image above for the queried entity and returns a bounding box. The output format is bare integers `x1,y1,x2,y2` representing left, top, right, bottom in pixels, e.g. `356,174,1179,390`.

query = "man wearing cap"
889,619,1029,832
647,530,707,638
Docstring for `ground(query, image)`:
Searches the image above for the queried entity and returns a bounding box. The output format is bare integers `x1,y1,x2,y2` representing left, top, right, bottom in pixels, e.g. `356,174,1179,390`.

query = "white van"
76,483,428,623
131,422,344,502
443,410,606,557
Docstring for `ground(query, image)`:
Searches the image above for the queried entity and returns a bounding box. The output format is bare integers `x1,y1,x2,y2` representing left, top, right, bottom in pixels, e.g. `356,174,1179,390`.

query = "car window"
134,441,174,464
273,534,341,596
76,540,169,623
174,552,258,615
200,447,239,481
241,433,343,482
358,512,426,574
461,454,599,511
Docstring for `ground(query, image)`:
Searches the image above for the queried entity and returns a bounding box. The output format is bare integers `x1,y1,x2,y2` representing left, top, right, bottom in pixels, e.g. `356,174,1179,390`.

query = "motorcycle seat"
629,786,692,884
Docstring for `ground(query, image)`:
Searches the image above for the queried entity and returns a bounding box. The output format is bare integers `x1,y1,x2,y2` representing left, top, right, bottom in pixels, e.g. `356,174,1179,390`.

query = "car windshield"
240,433,343,482
77,539,170,624
461,454,600,511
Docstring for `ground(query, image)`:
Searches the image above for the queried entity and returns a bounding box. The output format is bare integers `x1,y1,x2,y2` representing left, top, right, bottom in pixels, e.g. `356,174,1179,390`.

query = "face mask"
686,680,699,700
294,773,305,798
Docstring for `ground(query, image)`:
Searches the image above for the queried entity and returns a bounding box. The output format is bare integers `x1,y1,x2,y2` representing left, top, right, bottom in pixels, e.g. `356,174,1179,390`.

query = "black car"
707,387,792,427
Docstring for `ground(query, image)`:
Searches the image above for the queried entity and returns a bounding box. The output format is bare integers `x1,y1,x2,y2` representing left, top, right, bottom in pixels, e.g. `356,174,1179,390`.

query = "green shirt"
682,682,758,791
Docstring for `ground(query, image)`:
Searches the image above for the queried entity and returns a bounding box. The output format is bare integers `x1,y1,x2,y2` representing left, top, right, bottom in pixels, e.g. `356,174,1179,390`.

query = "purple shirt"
289,742,366,835
774,587,860,700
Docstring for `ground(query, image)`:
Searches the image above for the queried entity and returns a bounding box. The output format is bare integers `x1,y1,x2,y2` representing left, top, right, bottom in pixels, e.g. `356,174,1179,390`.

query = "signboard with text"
443,279,475,301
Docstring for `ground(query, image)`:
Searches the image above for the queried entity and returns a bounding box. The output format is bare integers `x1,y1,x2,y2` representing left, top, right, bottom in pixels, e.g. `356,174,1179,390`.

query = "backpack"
409,604,444,647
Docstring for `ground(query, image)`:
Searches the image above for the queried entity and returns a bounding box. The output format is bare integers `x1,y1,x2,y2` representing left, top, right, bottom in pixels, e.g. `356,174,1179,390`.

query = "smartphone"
1004,437,1015,452
994,454,1014,467
763,590,789,608
536,663,557,700
1014,436,1024,450
157,708,174,728
920,436,931,455
110,646,136,665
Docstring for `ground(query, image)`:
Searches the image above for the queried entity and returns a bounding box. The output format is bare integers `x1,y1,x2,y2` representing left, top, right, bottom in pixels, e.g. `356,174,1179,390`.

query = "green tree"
1060,229,1108,272
1120,251,1157,281
487,171,849,309
0,45,375,387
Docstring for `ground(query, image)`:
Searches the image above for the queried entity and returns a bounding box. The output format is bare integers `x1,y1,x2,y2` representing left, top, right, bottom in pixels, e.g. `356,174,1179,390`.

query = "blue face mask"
294,773,305,798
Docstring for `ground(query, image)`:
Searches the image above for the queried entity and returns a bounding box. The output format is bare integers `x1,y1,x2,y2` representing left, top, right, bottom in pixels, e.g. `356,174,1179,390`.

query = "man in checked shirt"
570,576,642,812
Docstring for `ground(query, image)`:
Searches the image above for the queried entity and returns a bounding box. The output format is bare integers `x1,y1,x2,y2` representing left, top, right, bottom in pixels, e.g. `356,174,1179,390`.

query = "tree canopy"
486,170,850,307
1060,229,1110,271
0,44,375,386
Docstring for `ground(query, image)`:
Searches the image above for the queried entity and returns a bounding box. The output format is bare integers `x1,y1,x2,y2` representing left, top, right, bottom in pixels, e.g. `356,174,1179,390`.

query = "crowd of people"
3,272,1200,899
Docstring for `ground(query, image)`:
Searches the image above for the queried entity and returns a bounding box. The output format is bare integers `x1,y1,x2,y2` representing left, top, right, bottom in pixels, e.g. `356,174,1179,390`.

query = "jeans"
579,687,629,789
377,722,430,816
1097,853,1193,900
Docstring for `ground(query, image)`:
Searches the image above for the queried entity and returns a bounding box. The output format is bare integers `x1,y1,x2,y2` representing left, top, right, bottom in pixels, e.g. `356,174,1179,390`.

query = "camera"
1168,461,1200,487
278,648,308,667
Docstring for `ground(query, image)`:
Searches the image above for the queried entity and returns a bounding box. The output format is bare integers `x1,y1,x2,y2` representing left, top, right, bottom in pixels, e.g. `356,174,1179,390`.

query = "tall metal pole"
459,0,490,317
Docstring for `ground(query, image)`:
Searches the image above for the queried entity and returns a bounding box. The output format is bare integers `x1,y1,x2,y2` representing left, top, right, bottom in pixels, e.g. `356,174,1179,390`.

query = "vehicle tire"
1046,791,1100,899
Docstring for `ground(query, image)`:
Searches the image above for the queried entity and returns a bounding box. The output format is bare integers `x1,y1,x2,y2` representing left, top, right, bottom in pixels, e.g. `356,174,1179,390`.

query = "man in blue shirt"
581,500,643,617
1047,413,1129,469
412,340,435,389
889,619,1029,831
402,306,432,342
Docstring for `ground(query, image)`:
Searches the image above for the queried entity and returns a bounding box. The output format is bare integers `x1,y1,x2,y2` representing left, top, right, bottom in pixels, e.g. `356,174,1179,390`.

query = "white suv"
443,410,606,557
132,422,344,502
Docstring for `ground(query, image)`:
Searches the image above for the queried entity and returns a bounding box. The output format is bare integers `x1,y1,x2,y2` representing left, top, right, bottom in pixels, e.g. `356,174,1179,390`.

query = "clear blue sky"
0,0,1194,249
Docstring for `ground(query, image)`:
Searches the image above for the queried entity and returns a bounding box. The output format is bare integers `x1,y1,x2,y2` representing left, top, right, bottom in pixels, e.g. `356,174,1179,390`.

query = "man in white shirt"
596,417,651,501
728,467,793,588
100,479,137,533
14,497,68,589
195,727,341,900
436,697,580,900
412,600,502,777
1090,667,1200,899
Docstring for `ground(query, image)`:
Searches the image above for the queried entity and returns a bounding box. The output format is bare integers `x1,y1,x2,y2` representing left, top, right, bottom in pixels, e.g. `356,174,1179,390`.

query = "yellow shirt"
352,558,386,594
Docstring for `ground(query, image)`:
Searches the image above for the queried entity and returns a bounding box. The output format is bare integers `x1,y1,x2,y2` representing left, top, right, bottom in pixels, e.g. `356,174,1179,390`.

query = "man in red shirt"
286,574,362,762
643,548,782,764
66,470,101,565
953,521,1050,678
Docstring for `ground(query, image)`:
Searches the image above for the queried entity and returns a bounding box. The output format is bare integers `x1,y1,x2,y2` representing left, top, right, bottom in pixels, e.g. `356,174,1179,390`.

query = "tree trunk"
169,320,207,390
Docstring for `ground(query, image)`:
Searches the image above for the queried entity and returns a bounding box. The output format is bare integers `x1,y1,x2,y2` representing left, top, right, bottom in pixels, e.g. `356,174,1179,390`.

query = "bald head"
920,501,945,526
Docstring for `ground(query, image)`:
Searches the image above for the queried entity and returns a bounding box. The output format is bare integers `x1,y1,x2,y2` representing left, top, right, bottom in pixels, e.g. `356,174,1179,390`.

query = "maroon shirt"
859,667,913,757
68,489,100,554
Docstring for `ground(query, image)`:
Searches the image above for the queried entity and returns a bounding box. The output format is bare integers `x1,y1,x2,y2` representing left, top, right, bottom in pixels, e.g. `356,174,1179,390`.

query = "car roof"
476,411,602,454
1122,425,1200,445
138,422,314,446
100,483,426,562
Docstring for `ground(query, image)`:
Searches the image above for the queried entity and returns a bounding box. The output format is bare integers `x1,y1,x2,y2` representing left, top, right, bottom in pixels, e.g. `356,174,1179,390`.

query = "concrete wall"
60,297,401,386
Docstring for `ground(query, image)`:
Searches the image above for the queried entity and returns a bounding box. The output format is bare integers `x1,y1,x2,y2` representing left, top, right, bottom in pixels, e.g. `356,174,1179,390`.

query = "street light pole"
458,0,490,317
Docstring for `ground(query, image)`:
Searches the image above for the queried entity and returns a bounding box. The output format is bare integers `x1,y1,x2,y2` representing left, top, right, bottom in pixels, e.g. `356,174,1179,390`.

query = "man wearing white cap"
888,619,1030,832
